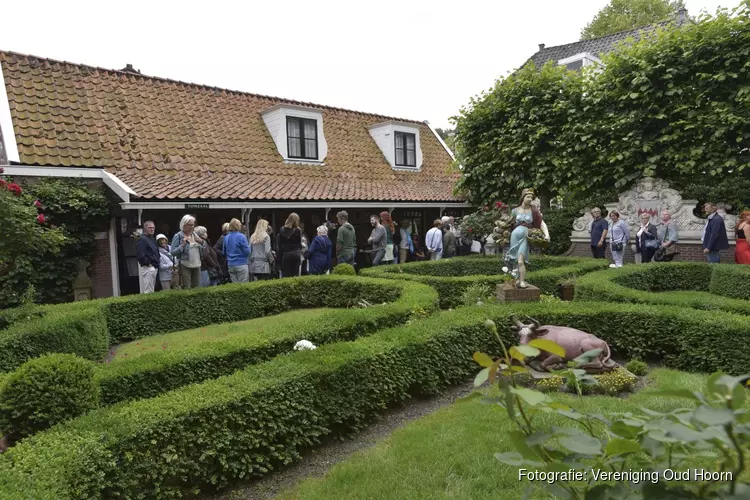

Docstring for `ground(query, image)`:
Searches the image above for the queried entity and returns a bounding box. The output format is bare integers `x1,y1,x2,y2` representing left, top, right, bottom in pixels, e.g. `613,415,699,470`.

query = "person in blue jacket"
702,202,729,263
222,218,251,282
306,225,332,275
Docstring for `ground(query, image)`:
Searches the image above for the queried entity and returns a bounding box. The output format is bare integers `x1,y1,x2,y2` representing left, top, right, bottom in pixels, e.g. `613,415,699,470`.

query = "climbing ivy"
454,4,750,206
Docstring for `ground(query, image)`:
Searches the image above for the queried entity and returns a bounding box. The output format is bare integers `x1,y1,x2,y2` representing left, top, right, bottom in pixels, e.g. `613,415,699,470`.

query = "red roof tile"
0,51,462,202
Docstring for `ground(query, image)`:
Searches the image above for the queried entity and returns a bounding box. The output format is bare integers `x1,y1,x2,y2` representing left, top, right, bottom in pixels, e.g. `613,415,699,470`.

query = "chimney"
538,43,545,51
120,64,141,74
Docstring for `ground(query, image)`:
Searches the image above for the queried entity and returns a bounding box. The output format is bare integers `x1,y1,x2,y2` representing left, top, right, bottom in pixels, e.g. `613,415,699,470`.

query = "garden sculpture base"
496,282,540,303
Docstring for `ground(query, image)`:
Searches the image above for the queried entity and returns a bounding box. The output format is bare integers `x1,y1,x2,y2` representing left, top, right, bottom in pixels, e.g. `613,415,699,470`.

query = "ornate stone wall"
569,177,736,262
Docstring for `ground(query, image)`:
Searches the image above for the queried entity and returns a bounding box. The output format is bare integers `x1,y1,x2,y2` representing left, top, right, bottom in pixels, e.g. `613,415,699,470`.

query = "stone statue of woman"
505,188,549,289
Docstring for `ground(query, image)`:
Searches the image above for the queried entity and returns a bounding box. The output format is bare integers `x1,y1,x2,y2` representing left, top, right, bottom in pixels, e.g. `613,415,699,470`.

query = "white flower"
502,266,509,273
293,340,317,351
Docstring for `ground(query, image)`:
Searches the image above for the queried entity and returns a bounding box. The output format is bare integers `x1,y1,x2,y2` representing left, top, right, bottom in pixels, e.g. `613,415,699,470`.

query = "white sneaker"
609,264,616,268
616,264,623,268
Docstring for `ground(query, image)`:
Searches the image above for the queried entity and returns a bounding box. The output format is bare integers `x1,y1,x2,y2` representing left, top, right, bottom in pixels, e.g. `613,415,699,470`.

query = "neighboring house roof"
0,50,460,202
525,15,687,69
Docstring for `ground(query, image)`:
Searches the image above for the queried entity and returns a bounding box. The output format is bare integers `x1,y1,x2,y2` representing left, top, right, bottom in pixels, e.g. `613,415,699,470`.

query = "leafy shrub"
575,263,750,315
332,263,356,276
625,359,648,376
709,264,750,300
460,283,496,307
0,276,425,372
535,375,564,392
362,255,609,308
0,354,99,442
95,280,436,405
0,307,108,372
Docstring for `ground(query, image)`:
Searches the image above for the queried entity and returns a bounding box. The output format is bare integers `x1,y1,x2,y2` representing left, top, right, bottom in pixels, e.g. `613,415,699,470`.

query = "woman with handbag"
608,210,630,268
634,213,659,263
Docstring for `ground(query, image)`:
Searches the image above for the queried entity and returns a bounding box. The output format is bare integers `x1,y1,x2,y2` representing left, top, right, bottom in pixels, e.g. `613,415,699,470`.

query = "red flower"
467,228,473,233
482,205,489,211
0,179,5,187
0,167,4,174
7,183,22,196
36,213,46,224
495,201,507,209
34,200,42,208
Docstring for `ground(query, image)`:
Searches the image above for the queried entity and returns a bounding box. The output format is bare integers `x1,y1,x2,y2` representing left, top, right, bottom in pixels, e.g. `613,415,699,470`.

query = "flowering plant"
293,340,317,351
461,202,509,239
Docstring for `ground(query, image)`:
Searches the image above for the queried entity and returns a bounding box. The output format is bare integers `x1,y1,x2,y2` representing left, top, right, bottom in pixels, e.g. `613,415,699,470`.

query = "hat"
156,233,168,242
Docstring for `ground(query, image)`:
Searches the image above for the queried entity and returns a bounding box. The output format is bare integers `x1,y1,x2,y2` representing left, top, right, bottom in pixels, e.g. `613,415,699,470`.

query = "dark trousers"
281,253,302,278
640,248,656,263
443,251,455,259
591,244,607,259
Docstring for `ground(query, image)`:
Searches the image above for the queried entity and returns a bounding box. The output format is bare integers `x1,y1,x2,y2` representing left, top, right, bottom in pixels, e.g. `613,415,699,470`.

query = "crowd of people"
135,211,471,293
588,202,740,267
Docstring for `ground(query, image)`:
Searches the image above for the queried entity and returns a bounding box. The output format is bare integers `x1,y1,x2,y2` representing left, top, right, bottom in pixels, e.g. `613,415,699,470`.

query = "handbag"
645,238,660,249
613,242,624,252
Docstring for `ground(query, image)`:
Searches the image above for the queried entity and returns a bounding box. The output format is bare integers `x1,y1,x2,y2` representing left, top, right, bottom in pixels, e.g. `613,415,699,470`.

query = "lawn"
278,369,749,500
112,308,334,361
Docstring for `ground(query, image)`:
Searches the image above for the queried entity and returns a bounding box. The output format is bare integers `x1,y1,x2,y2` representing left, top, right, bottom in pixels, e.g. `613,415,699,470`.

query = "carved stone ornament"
571,177,736,245
73,260,92,301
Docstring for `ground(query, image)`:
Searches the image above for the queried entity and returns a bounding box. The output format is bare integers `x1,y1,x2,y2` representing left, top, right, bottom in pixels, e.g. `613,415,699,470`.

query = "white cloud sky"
0,0,730,129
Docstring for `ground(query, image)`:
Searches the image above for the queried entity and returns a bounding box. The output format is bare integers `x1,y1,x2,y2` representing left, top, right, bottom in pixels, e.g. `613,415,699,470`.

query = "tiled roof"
0,51,461,202
525,18,683,69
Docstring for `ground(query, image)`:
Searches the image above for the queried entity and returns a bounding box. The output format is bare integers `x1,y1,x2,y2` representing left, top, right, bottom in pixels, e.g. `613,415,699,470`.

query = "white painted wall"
368,122,422,171
261,105,328,162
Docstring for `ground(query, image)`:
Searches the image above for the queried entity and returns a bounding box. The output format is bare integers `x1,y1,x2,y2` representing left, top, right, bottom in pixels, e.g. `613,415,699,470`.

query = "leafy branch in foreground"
465,318,750,499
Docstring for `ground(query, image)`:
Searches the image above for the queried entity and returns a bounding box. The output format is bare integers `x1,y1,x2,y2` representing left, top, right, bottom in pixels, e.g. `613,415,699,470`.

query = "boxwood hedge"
0,276,436,373
709,264,750,300
3,300,749,498
95,279,437,405
361,255,609,308
575,263,750,315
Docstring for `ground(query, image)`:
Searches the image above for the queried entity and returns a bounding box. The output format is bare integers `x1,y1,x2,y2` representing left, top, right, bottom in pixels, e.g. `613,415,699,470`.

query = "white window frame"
557,52,602,70
261,104,328,165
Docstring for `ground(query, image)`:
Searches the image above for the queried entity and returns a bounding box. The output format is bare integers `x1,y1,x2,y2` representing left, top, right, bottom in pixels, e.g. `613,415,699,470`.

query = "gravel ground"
206,381,475,500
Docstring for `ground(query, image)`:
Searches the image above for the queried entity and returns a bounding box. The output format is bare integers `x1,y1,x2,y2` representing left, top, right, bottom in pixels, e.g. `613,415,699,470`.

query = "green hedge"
2,300,750,498
0,354,100,443
0,276,434,373
0,308,108,373
361,256,609,308
575,263,750,315
709,264,750,300
95,279,437,405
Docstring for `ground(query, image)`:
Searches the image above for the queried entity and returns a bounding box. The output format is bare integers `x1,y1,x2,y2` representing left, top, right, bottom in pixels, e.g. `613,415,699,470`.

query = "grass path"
276,369,748,500
111,309,333,362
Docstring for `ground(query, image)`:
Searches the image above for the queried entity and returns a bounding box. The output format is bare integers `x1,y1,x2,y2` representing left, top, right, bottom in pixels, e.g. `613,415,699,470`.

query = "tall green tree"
580,0,684,40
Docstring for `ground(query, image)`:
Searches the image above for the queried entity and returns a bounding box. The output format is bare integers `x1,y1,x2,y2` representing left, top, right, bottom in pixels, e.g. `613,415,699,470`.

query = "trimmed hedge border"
575,263,750,315
709,264,750,300
0,276,437,373
95,279,437,405
361,255,609,308
3,300,750,498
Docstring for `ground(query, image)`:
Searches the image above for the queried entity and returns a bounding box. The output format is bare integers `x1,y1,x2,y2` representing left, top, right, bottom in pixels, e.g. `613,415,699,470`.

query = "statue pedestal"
496,283,541,303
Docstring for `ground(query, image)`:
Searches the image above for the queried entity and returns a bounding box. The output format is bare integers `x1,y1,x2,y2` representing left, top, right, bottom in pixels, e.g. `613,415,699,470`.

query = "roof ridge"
0,49,425,125
537,18,672,53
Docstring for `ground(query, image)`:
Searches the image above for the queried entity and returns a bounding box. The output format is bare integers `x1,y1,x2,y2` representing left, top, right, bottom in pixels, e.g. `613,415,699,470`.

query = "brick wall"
566,242,735,263
89,237,114,298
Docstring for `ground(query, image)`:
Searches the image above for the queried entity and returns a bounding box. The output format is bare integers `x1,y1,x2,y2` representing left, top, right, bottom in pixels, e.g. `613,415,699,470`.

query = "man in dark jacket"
702,202,729,263
136,220,160,293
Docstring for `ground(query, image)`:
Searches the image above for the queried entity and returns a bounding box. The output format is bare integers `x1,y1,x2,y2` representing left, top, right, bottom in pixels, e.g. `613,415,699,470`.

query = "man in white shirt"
425,219,444,260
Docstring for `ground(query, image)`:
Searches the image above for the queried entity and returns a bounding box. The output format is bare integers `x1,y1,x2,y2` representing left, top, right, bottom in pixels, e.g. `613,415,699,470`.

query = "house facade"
0,51,468,298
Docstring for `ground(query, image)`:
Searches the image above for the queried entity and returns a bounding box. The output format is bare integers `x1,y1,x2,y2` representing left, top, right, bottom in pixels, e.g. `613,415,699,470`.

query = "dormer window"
395,132,416,167
287,117,318,160
557,52,602,71
369,121,423,171
261,104,328,164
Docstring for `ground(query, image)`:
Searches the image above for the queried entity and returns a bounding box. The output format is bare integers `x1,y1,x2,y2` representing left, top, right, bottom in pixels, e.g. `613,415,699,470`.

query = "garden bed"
3,300,750,498
361,256,609,308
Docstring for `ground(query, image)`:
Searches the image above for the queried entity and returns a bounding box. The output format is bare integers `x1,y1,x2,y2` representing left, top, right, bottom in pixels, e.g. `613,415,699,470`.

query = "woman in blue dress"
505,188,548,288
